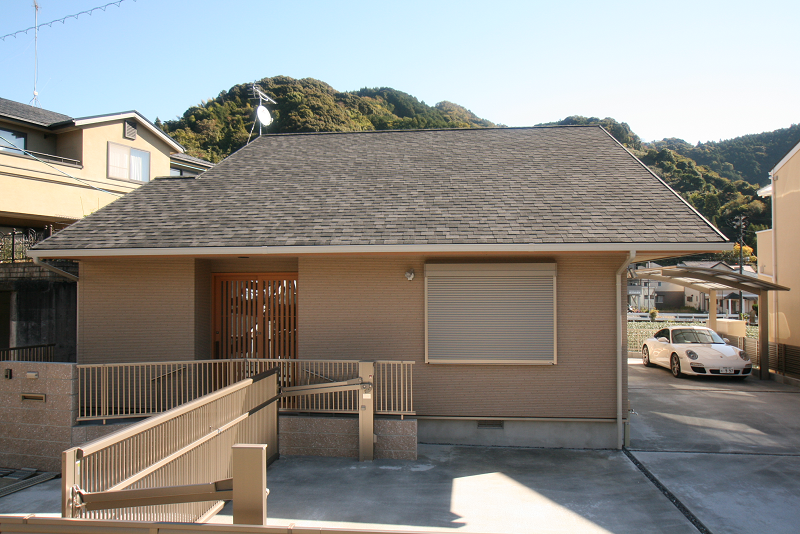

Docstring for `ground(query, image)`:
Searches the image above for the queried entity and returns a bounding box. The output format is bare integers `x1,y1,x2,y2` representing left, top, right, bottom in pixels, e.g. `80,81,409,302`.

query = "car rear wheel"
642,346,653,367
671,353,683,378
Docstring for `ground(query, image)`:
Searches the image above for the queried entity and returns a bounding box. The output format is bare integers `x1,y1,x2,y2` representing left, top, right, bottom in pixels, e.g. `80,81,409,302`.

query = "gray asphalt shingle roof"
0,97,72,127
169,152,215,167
35,126,727,251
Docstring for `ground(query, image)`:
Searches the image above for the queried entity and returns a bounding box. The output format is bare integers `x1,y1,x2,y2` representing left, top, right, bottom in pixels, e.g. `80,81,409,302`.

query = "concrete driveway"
628,357,800,534
3,360,800,534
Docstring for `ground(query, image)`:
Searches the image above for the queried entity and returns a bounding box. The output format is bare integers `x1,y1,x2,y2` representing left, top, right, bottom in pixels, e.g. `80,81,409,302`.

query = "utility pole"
731,215,748,318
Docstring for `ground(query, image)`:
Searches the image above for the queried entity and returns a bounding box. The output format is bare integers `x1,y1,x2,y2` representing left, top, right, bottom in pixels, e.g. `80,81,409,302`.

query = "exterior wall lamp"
405,269,415,281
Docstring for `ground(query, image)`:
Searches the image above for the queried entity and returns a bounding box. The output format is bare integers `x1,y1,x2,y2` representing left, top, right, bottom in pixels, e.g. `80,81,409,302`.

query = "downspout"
32,256,79,282
616,250,636,448
769,171,777,343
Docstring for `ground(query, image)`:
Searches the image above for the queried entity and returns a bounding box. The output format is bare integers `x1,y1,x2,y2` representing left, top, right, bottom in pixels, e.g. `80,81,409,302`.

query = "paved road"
628,357,800,534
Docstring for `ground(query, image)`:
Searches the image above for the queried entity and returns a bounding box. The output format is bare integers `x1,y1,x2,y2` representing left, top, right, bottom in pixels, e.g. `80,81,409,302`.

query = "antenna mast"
30,0,41,107
246,82,276,145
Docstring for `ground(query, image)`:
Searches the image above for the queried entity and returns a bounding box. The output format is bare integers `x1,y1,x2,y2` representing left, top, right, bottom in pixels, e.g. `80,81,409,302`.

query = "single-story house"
29,126,730,449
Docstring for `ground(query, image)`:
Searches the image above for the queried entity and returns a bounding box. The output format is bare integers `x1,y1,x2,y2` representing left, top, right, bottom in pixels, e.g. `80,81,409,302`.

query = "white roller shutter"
425,263,556,364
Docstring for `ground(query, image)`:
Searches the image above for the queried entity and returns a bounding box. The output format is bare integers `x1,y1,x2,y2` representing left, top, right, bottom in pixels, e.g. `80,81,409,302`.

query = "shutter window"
425,263,557,365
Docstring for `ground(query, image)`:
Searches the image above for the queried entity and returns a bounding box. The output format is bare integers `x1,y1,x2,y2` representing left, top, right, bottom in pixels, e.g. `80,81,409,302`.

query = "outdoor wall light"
405,269,415,281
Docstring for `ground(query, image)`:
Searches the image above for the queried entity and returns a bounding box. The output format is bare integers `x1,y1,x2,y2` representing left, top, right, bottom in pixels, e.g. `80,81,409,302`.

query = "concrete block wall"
0,361,77,472
279,415,417,460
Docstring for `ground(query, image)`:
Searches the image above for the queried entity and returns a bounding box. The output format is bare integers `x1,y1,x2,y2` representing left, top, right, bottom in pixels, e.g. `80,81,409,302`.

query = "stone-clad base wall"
0,362,132,472
279,415,417,460
0,362,76,472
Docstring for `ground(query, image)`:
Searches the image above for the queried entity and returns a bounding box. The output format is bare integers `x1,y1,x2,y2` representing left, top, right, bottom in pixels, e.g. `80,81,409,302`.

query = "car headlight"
739,351,749,361
686,350,699,360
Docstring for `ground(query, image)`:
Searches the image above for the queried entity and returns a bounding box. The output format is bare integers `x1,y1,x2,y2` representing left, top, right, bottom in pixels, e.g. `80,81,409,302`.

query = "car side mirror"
657,337,669,343
723,337,729,343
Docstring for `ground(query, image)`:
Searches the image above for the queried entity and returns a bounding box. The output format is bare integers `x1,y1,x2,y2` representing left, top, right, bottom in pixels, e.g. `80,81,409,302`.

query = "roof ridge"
252,124,604,139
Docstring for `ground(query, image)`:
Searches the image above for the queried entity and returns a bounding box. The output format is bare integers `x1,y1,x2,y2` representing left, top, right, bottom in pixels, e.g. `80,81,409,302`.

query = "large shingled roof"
34,126,727,252
0,97,72,127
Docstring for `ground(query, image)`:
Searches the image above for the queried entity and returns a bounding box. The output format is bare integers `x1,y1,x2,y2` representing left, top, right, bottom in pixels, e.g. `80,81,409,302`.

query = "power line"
0,135,122,197
1,1,136,41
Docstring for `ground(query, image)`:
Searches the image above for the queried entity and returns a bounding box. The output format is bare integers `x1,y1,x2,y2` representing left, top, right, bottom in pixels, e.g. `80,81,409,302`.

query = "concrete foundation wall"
418,418,618,449
279,415,417,460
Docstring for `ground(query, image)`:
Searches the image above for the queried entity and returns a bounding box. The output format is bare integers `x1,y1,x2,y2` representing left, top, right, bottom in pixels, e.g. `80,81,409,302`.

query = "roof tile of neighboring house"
0,97,72,127
34,126,728,251
170,153,215,168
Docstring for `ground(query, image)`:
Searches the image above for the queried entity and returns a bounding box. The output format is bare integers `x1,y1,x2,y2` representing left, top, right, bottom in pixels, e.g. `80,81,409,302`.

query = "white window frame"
108,142,151,182
424,263,557,365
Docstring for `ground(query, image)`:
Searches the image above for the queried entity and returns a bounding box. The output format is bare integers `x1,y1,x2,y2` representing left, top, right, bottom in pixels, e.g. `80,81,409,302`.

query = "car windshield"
671,328,725,344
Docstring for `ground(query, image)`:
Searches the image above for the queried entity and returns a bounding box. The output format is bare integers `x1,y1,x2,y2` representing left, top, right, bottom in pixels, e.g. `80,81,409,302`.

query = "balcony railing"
76,358,414,422
1,227,51,263
1,146,81,166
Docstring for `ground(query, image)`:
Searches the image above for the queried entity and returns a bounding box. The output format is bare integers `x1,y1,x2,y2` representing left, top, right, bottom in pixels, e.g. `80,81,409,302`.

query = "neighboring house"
170,152,215,177
628,262,685,310
29,126,729,449
757,137,800,346
0,97,210,359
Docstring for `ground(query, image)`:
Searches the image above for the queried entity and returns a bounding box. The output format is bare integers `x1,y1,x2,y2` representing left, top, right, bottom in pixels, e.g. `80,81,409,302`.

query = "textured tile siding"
78,258,197,364
298,254,627,419
0,362,77,472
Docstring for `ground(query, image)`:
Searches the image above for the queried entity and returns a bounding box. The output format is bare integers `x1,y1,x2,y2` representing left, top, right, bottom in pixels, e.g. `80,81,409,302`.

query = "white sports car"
642,325,752,379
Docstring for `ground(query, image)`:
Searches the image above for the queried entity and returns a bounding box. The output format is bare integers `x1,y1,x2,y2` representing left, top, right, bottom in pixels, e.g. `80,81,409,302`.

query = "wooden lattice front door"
212,273,298,360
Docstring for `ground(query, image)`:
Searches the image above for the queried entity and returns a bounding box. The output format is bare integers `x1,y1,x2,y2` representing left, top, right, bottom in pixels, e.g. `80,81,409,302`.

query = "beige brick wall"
78,258,197,364
299,254,627,419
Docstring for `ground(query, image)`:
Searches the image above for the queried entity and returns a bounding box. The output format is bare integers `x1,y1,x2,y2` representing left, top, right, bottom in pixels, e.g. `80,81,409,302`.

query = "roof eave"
28,241,733,260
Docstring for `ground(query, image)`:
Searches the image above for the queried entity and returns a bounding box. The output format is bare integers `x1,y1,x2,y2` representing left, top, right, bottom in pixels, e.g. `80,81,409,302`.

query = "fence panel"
78,359,415,421
63,368,279,521
0,344,55,362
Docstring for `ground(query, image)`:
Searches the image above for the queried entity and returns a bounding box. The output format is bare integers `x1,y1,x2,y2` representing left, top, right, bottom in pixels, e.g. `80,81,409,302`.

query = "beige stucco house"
757,137,800,347
0,97,191,233
1,97,212,357
29,126,730,449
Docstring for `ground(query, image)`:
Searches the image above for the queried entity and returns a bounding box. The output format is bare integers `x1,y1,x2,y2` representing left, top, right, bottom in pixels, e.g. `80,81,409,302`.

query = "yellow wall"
0,117,174,226
772,151,800,345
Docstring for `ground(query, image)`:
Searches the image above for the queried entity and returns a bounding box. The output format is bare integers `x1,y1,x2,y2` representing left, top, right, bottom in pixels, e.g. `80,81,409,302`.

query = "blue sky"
1,0,798,144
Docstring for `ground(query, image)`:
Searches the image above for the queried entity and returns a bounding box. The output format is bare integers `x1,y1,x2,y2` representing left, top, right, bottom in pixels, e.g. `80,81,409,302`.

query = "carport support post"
232,444,268,525
759,290,770,380
358,361,375,461
708,289,717,331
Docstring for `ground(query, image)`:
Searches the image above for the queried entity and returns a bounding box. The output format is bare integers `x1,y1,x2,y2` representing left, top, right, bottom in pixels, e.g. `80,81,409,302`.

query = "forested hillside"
652,125,800,187
158,78,796,247
158,76,496,163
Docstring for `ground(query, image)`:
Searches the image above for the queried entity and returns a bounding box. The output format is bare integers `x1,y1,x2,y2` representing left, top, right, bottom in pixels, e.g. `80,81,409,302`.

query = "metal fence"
0,227,51,263
62,368,279,521
77,358,415,421
0,344,55,362
627,321,759,353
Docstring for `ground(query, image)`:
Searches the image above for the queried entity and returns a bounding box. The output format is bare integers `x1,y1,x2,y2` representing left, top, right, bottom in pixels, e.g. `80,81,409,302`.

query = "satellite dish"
256,105,272,126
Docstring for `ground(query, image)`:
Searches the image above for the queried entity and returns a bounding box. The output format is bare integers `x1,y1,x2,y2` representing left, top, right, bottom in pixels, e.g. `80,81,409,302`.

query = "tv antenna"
30,1,41,107
247,83,277,144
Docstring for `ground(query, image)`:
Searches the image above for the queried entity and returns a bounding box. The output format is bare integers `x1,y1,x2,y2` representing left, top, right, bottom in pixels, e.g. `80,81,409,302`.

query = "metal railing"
0,227,52,263
77,358,414,421
63,368,279,521
0,344,55,362
1,146,81,166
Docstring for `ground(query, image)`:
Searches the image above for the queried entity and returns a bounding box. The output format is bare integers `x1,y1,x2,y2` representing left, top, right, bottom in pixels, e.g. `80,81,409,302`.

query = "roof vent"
477,420,504,429
123,120,137,140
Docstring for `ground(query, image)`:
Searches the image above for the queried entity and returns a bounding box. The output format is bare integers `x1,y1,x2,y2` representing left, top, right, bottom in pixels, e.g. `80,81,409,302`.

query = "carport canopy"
632,265,790,379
